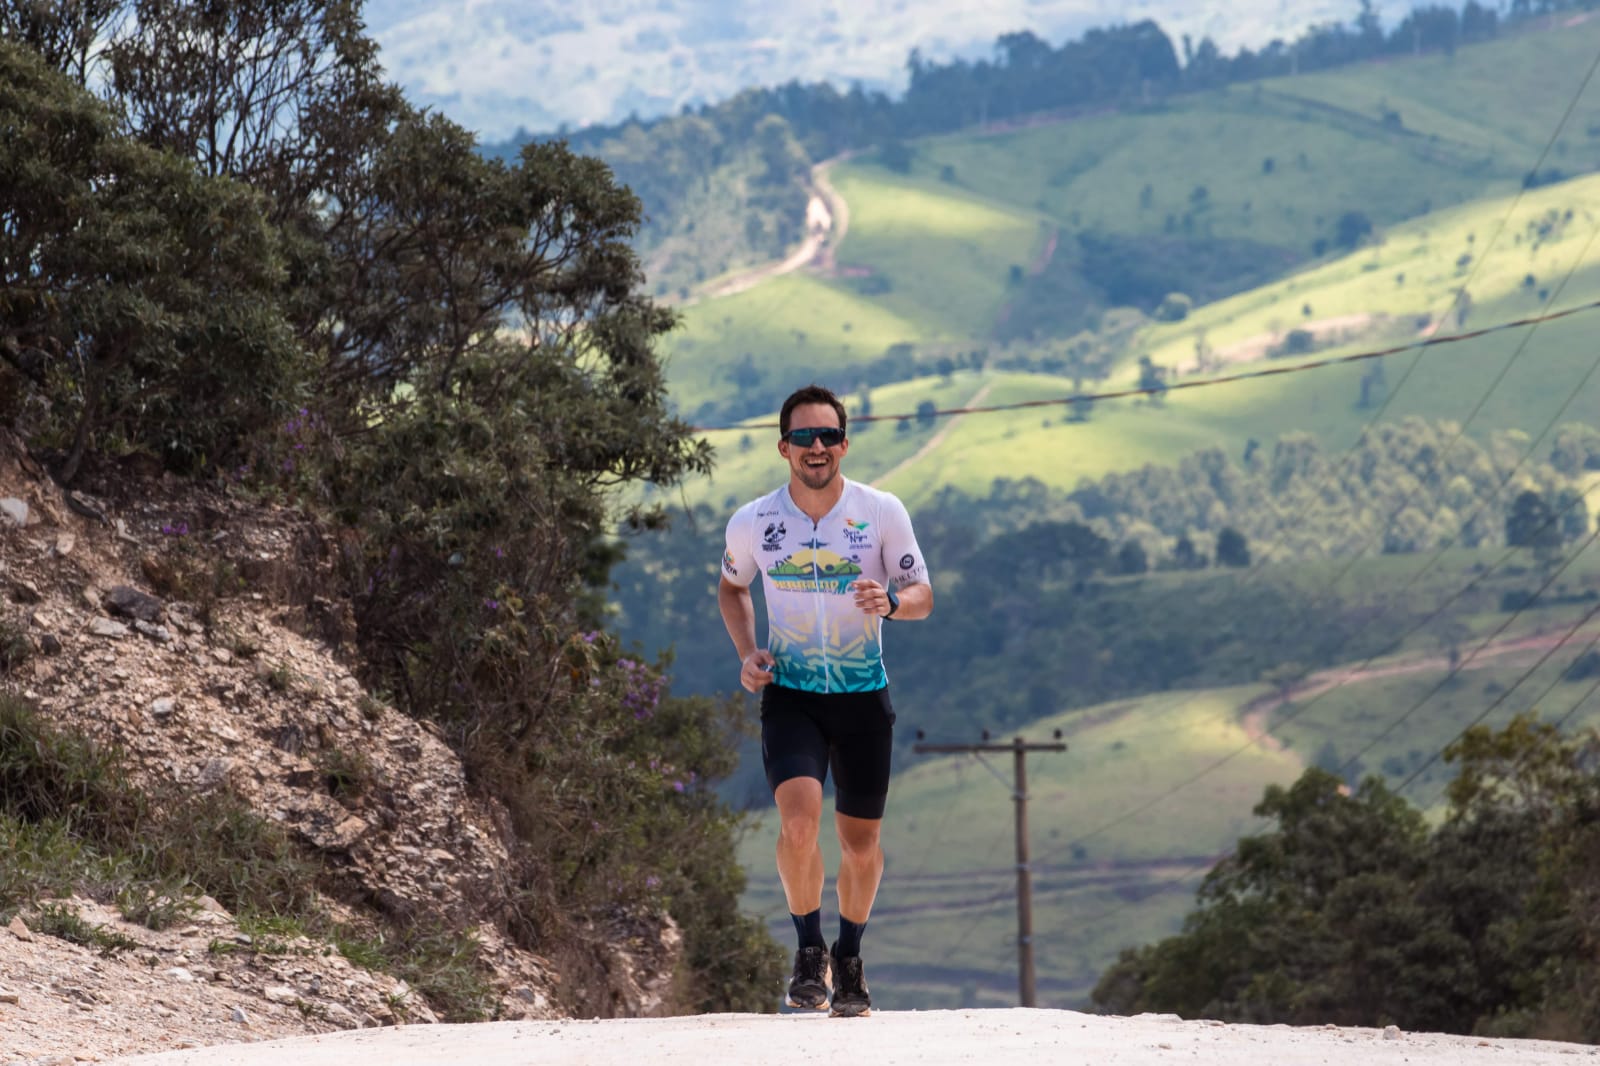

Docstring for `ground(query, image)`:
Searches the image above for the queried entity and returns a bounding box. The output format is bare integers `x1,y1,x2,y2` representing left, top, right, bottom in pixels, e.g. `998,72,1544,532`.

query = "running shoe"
829,944,872,1018
785,945,831,1010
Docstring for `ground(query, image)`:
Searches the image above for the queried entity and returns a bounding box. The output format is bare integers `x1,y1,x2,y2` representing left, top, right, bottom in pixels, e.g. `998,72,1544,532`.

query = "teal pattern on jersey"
765,537,886,693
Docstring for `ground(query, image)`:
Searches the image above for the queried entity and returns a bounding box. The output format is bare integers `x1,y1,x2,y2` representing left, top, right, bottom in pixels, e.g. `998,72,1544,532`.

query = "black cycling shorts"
760,684,896,820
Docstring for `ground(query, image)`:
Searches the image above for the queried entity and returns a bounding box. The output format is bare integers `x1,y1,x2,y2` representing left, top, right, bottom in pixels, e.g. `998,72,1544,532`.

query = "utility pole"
913,732,1067,1007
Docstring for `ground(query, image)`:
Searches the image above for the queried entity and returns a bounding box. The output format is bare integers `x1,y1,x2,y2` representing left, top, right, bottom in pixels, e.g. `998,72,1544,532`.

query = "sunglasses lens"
788,428,844,447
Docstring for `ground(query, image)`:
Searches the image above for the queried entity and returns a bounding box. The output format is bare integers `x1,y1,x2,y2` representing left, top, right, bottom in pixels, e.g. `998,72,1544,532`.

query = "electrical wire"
691,297,1600,434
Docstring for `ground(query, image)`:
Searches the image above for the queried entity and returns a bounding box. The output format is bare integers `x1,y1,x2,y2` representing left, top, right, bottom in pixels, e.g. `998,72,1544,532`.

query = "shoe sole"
829,1003,871,1018
785,960,832,1010
784,993,830,1010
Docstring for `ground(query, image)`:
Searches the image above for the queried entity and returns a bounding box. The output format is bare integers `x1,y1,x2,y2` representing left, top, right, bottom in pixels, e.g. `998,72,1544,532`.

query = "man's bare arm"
718,576,775,692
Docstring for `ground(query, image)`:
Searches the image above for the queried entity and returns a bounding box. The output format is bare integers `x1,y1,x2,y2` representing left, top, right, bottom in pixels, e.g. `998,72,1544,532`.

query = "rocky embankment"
0,430,680,1063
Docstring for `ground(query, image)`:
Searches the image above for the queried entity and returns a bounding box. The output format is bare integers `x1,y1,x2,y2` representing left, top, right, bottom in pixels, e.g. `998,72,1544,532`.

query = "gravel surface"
109,1009,1600,1066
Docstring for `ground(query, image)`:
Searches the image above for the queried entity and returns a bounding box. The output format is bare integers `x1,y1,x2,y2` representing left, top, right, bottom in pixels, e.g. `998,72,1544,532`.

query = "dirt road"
111,1009,1599,1066
695,155,853,302
1240,624,1600,748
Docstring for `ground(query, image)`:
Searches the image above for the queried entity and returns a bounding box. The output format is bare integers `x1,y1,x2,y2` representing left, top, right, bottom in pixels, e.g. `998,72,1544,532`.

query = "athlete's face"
779,403,848,492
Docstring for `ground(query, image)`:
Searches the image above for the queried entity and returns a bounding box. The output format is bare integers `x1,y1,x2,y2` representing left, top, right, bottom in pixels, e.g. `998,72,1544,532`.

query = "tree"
1335,210,1373,249
1215,527,1251,567
1116,539,1149,575
1505,490,1561,559
0,39,304,481
8,7,781,1011
1095,719,1600,1040
916,399,938,427
1172,533,1205,569
1154,292,1192,322
1138,355,1169,404
879,137,913,173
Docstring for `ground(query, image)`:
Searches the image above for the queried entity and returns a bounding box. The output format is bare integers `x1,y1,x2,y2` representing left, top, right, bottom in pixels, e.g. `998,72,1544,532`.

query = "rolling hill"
618,13,1600,1017
361,0,1351,138
662,16,1600,436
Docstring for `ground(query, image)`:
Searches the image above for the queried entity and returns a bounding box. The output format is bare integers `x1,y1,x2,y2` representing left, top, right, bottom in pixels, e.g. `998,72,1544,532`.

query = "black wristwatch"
884,586,900,619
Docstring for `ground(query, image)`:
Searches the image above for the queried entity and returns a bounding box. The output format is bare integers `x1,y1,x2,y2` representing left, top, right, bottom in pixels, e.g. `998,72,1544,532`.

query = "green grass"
671,165,1600,510
826,167,1046,336
661,19,1600,465
1135,172,1600,368
912,90,1507,251
1275,22,1600,166
667,271,937,419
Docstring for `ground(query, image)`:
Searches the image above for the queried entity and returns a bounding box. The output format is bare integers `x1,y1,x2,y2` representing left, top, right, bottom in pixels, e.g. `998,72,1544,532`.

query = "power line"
1388,535,1600,794
1414,610,1600,812
691,296,1600,435
1017,85,1600,867
1001,524,1600,955
726,41,1600,990
1027,487,1599,869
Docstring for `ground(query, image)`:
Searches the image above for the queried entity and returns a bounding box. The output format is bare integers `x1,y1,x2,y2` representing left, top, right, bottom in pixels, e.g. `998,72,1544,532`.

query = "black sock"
836,916,867,958
791,909,825,950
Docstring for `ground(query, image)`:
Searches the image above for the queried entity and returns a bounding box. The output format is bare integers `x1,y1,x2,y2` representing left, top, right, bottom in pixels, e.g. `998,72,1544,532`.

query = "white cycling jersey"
722,478,929,694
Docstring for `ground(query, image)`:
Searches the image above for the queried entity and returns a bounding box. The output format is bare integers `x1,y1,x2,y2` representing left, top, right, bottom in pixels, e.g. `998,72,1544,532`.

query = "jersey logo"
843,518,872,549
761,521,787,551
722,550,738,577
900,553,916,570
767,538,861,593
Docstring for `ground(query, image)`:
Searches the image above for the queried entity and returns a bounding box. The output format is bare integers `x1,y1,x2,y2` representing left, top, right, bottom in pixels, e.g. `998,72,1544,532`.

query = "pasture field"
1274,16,1600,165
909,90,1504,249
669,163,1600,516
1133,171,1600,371
647,18,1600,1017
824,168,1046,337
678,292,1600,515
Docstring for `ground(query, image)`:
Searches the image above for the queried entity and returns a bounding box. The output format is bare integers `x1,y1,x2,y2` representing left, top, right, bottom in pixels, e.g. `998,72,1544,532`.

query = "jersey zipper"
812,515,830,693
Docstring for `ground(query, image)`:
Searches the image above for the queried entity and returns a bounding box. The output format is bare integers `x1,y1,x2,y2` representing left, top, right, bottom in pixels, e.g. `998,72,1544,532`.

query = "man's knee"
778,808,822,849
775,778,823,848
836,815,881,861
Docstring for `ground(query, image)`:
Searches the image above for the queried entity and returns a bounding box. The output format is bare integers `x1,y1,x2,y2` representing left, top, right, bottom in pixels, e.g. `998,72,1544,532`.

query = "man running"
717,384,933,1018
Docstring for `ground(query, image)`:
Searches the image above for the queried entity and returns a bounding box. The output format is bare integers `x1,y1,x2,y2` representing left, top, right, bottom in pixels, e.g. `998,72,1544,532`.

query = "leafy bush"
1094,716,1600,1041
0,41,305,481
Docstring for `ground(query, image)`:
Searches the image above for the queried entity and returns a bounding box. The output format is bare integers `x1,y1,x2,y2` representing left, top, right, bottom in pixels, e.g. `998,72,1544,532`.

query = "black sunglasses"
783,427,847,448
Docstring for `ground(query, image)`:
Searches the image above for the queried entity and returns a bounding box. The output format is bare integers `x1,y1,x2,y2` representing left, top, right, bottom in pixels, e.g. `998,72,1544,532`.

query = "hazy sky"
359,0,1357,141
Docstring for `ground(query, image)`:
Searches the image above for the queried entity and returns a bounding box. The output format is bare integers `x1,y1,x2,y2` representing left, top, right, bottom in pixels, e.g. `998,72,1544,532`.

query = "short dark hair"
779,385,848,436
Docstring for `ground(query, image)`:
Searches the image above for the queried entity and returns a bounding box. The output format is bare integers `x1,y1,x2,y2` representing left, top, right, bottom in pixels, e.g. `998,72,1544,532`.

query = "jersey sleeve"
878,492,929,591
721,504,759,588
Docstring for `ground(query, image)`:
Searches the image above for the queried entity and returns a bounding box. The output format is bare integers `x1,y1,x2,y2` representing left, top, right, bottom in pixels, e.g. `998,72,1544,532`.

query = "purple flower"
645,876,661,890
672,780,685,793
483,598,500,611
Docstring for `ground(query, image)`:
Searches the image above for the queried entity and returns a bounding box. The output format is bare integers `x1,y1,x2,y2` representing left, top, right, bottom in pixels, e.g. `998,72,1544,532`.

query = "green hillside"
662,17,1600,432
640,15,1600,1018
661,169,1600,514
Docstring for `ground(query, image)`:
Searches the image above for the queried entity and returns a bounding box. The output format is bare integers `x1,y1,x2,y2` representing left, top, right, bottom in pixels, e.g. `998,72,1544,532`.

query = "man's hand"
851,578,896,617
740,649,777,692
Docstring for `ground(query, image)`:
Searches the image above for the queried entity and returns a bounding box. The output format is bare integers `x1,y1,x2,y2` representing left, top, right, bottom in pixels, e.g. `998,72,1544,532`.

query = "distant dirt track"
111,1008,1599,1065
